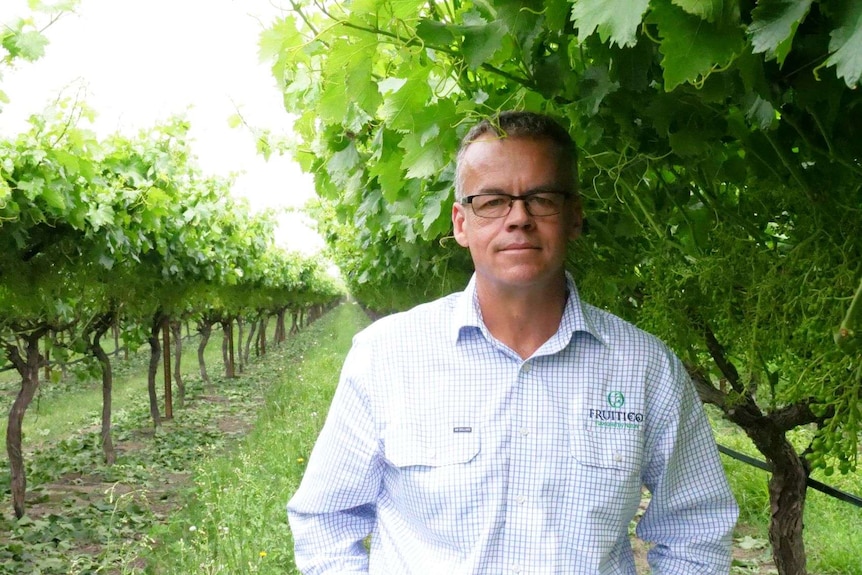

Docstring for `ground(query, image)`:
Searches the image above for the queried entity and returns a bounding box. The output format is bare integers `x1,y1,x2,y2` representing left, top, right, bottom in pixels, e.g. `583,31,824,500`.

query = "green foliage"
0,0,79,109
262,12,860,573
0,100,341,347
262,0,862,468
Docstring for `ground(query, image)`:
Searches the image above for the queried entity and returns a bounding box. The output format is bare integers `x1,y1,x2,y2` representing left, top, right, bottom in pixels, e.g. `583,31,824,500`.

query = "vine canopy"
261,0,862,473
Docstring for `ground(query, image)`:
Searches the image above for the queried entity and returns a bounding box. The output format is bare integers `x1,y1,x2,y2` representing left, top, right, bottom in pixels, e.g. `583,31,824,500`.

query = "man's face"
452,136,582,295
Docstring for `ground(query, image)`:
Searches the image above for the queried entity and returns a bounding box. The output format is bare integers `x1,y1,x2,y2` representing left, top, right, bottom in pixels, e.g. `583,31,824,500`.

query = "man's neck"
476,277,568,359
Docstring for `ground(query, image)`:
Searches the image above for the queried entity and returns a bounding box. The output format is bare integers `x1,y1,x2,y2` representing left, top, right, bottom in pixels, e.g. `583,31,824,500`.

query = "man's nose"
505,197,534,227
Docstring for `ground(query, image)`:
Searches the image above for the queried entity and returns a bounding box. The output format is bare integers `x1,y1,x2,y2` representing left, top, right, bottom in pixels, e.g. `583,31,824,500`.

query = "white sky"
0,0,324,254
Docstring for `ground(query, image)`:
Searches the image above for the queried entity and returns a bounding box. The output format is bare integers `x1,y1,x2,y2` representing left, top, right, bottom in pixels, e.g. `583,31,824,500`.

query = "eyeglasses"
459,192,571,218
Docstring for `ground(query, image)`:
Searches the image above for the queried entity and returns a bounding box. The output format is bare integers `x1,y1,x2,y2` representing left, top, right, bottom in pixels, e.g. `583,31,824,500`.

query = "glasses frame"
459,191,572,219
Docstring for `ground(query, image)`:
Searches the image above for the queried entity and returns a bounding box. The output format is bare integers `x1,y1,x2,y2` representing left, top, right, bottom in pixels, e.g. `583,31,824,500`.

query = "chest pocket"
571,427,644,475
385,426,481,468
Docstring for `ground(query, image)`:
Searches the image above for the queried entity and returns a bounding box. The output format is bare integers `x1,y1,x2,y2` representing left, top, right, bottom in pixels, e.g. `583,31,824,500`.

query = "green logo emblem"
607,391,625,409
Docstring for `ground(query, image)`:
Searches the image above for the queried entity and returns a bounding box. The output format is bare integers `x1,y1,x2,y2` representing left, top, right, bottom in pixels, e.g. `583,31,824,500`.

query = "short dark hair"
454,111,578,199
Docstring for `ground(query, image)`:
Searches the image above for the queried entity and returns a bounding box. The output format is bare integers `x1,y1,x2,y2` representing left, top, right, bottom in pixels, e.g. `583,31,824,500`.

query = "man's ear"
452,203,469,247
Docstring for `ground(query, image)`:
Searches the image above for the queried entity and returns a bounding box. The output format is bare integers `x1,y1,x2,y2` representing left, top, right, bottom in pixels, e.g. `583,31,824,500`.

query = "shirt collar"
560,272,608,347
452,272,607,348
453,274,483,343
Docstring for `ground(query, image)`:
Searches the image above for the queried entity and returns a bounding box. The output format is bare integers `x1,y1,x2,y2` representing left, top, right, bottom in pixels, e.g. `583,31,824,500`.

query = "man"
288,111,738,574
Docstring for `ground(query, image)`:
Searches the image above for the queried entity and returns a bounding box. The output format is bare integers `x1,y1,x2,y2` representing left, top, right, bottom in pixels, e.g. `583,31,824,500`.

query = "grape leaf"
369,140,406,203
52,149,80,175
571,0,649,48
17,177,44,200
748,0,813,66
669,127,713,157
86,202,115,231
420,186,454,239
578,66,619,115
380,70,432,130
495,0,544,54
415,19,456,46
400,130,445,179
4,29,49,61
672,0,724,23
824,0,862,87
350,0,424,21
649,2,745,90
420,194,443,234
0,178,12,202
318,34,380,123
460,20,506,70
318,79,351,126
745,94,777,130
40,185,67,212
326,143,361,187
258,16,306,63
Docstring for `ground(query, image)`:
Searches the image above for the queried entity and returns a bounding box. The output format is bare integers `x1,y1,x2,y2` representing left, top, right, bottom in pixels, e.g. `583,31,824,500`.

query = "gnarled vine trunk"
221,319,236,378
4,328,48,518
171,320,184,407
88,312,116,465
243,315,258,365
291,308,300,335
689,324,816,574
237,317,245,373
197,319,213,387
258,315,268,357
147,312,164,427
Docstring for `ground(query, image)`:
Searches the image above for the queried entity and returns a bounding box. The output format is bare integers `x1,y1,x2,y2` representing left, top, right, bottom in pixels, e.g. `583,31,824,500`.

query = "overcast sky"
0,0,323,253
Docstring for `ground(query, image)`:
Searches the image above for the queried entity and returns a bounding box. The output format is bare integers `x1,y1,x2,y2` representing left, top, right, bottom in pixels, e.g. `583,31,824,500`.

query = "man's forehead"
461,136,567,168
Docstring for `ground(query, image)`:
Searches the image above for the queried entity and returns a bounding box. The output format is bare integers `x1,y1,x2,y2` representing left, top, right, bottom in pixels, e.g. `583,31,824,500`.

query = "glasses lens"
468,193,568,218
526,193,565,216
472,194,511,218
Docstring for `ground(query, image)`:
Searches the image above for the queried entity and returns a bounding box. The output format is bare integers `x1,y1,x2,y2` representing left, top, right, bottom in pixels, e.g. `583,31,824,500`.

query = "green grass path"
143,302,370,574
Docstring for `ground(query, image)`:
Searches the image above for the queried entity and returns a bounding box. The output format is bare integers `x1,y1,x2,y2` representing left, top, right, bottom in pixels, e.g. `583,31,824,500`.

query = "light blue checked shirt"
288,274,737,574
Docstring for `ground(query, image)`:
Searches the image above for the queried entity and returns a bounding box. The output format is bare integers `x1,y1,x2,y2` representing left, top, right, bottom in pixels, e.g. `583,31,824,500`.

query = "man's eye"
529,195,556,207
481,196,508,207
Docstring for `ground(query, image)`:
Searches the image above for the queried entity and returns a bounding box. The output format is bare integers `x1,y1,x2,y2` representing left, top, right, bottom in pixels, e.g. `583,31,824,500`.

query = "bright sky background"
0,0,324,254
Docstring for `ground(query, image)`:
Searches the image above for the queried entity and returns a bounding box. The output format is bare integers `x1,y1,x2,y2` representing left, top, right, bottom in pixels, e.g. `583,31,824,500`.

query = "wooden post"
162,318,173,420
227,319,236,378
44,336,51,381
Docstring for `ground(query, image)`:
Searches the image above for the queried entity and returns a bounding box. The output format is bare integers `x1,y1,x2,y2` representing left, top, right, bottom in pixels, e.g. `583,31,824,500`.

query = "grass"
142,303,367,574
1,303,860,574
0,315,337,575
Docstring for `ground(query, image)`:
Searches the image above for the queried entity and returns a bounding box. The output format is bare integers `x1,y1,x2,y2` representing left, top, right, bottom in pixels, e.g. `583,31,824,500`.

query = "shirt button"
520,427,530,437
512,565,521,574
614,452,623,463
521,363,531,373
516,495,526,505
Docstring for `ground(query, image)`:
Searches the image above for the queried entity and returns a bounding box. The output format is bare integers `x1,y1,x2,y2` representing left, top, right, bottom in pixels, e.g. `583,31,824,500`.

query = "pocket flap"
571,429,643,473
385,426,480,467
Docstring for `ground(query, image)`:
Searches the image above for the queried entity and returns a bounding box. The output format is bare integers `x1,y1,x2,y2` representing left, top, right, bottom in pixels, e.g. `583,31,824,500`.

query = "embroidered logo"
607,391,625,409
588,390,644,430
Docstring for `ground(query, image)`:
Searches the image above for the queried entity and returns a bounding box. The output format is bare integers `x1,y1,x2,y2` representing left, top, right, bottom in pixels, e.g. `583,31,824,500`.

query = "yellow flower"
259,551,267,558
296,457,305,463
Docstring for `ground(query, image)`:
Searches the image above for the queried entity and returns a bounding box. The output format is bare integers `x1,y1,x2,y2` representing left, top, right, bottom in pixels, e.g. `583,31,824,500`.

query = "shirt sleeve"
287,338,382,574
637,352,739,574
